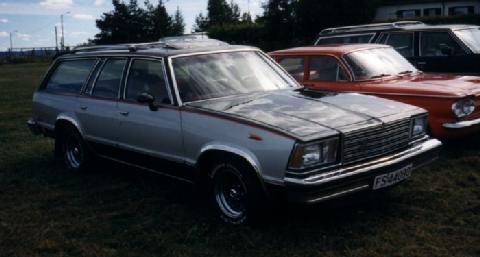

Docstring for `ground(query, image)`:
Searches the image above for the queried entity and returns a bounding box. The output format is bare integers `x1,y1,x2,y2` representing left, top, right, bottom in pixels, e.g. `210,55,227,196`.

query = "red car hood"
366,73,480,97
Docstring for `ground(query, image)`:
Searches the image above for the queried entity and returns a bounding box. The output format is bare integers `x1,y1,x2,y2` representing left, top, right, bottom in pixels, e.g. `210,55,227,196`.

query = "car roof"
270,44,390,56
59,35,258,59
318,21,479,36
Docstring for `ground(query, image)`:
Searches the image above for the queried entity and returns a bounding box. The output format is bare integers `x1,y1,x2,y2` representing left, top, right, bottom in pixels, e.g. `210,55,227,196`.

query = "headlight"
452,98,475,118
411,115,427,137
288,137,339,170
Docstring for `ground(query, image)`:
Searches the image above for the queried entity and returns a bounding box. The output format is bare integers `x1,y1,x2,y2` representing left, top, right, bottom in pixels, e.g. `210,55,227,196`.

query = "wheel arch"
54,114,84,137
196,144,267,193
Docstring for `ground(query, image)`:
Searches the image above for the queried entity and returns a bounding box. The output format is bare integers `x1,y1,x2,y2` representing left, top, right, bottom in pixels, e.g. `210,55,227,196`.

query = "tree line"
93,0,185,44
93,0,381,50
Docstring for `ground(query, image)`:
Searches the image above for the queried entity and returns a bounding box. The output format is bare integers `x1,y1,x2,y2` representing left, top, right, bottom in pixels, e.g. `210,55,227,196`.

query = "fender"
55,113,84,136
198,143,270,190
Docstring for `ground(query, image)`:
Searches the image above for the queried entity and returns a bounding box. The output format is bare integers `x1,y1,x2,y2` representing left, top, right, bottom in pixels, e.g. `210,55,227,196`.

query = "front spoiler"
284,138,442,204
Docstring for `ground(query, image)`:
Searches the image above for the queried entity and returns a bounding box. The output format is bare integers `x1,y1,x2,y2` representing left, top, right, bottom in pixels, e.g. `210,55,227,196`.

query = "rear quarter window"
45,59,97,94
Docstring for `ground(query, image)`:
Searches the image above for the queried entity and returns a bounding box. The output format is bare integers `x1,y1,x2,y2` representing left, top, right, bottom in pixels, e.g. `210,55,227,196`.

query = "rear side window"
125,59,171,104
309,56,348,81
278,57,305,81
92,59,127,99
381,32,414,57
46,59,96,93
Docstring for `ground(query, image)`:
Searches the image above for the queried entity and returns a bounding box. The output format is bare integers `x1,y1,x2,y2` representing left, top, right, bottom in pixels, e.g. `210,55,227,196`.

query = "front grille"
342,119,411,165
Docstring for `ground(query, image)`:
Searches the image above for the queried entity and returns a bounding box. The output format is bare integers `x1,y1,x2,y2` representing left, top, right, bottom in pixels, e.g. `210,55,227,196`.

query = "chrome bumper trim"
443,117,480,129
285,138,442,187
26,119,42,135
305,185,370,204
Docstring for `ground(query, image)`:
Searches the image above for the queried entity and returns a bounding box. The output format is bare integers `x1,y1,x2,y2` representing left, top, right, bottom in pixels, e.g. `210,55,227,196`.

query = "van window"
46,59,96,93
92,59,127,99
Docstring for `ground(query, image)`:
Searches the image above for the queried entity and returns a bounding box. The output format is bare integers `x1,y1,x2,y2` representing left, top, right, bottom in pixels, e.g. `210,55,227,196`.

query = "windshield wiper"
370,73,391,79
398,70,414,75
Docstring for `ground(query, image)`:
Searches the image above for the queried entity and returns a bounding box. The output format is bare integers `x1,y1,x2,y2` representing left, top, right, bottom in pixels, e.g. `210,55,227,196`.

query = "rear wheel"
210,157,266,225
57,127,92,172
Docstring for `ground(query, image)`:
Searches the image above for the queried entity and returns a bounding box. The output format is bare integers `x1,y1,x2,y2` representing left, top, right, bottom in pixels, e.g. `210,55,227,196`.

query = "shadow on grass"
5,141,478,256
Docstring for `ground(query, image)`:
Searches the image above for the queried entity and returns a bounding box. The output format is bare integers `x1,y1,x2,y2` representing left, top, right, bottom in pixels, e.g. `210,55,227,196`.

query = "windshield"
344,47,418,80
454,28,480,53
172,51,298,102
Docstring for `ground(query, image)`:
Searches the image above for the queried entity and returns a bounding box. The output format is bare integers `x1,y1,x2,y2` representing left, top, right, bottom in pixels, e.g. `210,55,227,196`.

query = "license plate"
373,163,413,190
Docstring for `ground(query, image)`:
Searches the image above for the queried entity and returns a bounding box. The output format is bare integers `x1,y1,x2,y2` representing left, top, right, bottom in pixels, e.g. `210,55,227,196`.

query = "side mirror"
440,44,454,56
137,92,158,111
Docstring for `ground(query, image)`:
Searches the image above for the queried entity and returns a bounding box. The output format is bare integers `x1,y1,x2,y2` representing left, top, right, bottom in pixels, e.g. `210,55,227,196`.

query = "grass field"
0,62,479,257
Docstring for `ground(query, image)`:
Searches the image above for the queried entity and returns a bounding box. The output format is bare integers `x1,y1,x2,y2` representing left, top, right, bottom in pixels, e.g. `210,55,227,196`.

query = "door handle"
417,61,427,65
80,106,88,111
119,111,129,116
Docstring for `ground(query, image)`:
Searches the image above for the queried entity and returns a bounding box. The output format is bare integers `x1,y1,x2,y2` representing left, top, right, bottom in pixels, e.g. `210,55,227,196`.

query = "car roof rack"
72,34,229,53
319,21,425,35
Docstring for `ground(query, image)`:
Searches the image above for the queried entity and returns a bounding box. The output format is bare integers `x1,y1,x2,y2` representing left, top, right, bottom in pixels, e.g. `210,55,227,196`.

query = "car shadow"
65,158,393,231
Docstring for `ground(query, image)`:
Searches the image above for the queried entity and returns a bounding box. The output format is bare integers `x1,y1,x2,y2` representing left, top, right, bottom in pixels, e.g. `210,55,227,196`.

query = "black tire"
210,157,266,225
56,126,92,172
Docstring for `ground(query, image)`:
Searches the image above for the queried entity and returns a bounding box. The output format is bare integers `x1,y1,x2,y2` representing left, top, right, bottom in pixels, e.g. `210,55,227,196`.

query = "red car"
270,44,480,139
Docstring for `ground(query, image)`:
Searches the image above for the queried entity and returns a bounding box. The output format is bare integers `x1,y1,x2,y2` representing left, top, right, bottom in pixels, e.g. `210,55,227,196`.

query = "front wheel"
211,158,266,225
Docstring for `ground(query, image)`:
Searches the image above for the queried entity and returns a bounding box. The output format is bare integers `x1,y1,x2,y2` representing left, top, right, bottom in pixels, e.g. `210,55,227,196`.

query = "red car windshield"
344,47,418,80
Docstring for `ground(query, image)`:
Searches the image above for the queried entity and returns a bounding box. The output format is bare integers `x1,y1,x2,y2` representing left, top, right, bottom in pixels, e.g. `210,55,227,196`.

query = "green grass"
0,62,479,257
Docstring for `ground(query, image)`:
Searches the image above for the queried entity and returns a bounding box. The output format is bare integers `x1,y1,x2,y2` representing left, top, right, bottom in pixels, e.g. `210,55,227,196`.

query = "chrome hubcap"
214,166,247,219
65,134,83,169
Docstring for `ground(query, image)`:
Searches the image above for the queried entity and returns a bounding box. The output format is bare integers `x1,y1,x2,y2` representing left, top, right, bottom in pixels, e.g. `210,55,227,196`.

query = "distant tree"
228,0,241,22
94,0,148,43
194,0,242,31
261,0,298,49
241,12,253,23
94,0,186,43
144,0,173,40
295,0,381,41
259,0,381,48
171,7,186,35
193,12,209,32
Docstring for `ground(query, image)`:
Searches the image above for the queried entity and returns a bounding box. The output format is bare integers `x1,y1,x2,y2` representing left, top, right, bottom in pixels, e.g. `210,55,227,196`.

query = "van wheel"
57,127,91,172
210,157,266,225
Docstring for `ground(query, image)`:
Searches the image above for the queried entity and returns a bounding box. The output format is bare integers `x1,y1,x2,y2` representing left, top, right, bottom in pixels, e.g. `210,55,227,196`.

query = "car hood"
368,73,480,97
185,89,423,142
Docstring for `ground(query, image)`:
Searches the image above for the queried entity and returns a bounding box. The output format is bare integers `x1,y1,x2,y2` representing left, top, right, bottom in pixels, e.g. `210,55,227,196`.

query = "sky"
0,0,263,51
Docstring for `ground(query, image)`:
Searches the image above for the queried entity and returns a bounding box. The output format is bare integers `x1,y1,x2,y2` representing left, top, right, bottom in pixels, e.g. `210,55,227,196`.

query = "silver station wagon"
28,36,442,224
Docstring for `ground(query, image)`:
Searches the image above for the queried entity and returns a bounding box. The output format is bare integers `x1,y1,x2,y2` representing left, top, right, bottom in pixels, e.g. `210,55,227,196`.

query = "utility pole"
9,30,17,53
9,32,13,52
61,14,64,50
55,26,59,51
60,11,70,51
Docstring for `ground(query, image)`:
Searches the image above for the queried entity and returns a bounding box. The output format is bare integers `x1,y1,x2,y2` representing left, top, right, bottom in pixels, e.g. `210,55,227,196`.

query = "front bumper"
27,119,42,135
443,117,480,129
284,138,442,204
